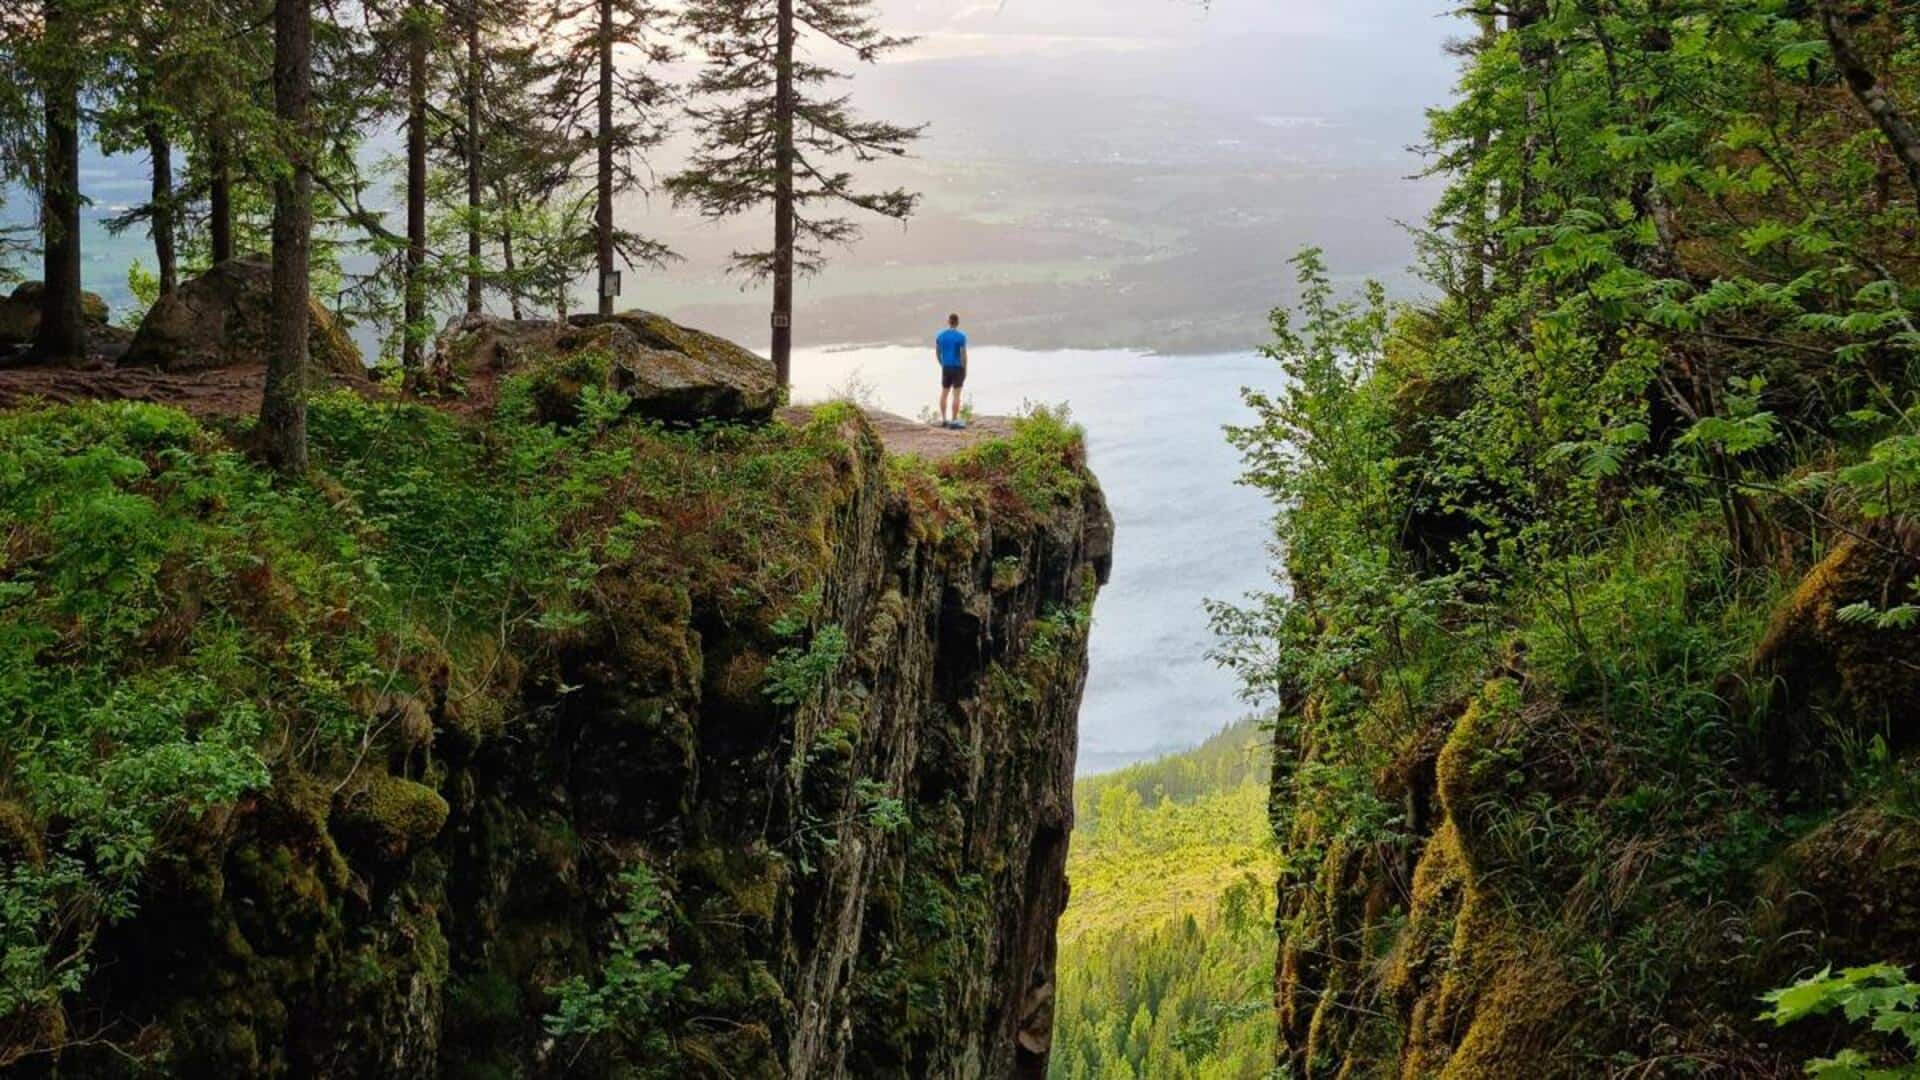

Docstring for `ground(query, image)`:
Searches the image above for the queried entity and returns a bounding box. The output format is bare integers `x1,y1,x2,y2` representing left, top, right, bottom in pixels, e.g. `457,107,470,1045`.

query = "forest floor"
0,361,278,418
0,361,1011,461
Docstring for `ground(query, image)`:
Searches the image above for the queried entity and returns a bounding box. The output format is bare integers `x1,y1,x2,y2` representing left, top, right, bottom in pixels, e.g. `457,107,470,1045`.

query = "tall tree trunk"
209,126,234,263
595,0,615,317
1463,13,1496,317
500,219,522,320
465,4,484,315
261,0,312,474
146,119,179,296
404,11,428,371
37,0,86,363
1511,0,1549,229
1821,3,1920,205
770,0,795,388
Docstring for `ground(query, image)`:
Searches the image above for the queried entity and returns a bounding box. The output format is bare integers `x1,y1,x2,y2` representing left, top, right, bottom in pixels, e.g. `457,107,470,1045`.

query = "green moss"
332,773,451,863
1439,955,1580,1079
683,845,784,928
1433,680,1522,874
0,799,42,865
1757,533,1920,729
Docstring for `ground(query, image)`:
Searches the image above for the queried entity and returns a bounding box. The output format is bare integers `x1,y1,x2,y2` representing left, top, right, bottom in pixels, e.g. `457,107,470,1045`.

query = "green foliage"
1222,4,1920,1072
1764,965,1920,1078
1052,723,1277,1080
0,391,866,1045
545,863,690,1063
854,778,909,833
942,403,1089,518
764,625,850,707
0,402,381,1019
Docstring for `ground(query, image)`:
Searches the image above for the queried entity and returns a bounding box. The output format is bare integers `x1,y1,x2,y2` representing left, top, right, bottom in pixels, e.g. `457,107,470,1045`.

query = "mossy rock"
440,691,508,758
1754,530,1920,744
519,343,617,426
473,310,778,425
575,310,779,422
1436,954,1582,1079
331,773,451,863
0,799,42,865
1434,680,1523,874
1756,803,1920,973
121,254,364,378
0,281,111,346
683,844,784,930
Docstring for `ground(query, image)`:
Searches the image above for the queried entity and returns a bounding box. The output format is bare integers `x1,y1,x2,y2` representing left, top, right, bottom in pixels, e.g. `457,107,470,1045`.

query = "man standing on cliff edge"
935,313,968,429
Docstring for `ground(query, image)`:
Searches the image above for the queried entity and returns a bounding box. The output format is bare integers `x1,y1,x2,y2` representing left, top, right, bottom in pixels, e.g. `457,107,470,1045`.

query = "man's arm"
959,344,968,366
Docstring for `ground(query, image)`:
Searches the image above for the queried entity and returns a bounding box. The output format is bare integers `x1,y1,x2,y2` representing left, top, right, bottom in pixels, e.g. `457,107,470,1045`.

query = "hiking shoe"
952,420,968,430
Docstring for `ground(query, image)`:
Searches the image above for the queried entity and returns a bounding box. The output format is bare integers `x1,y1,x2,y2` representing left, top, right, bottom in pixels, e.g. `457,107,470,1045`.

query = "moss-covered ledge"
0,387,1111,1078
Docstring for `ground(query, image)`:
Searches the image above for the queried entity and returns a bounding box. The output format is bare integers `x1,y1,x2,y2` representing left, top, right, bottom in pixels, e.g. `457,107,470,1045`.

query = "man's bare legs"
937,385,951,423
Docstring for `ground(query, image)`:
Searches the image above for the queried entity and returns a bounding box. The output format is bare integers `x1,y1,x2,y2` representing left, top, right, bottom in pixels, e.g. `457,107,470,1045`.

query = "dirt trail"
0,364,1010,461
0,363,280,418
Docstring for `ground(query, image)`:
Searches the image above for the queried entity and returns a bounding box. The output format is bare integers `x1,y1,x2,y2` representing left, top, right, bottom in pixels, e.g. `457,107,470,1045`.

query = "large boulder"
0,281,113,346
435,310,779,424
430,312,570,376
122,254,363,377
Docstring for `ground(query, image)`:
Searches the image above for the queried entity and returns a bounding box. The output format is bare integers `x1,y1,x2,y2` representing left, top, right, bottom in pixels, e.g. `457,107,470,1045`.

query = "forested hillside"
1050,723,1277,1080
1218,3,1920,1077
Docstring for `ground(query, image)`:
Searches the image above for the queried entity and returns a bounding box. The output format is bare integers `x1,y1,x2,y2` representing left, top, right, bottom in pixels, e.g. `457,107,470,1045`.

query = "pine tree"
427,0,540,317
11,0,96,361
96,0,196,299
670,0,921,386
260,0,312,473
402,3,434,369
472,38,578,320
545,0,676,317
350,0,452,371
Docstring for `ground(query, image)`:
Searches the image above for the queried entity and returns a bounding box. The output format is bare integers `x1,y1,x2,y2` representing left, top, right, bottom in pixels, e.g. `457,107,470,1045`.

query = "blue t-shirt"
936,328,967,367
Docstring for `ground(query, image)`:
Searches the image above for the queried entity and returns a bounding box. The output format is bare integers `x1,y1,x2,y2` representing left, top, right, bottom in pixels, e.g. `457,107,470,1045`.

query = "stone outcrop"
122,254,363,377
434,311,779,423
0,282,114,348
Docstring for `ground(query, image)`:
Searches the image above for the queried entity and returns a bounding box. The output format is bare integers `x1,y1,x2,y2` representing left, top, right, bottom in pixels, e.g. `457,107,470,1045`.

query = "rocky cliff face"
8,394,1110,1079
1266,522,1920,1079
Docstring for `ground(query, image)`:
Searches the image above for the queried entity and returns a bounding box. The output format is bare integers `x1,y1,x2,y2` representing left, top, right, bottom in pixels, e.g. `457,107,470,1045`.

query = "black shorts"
941,365,967,389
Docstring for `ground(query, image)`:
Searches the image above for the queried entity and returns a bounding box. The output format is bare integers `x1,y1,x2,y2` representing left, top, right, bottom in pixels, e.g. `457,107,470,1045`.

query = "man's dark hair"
948,313,960,326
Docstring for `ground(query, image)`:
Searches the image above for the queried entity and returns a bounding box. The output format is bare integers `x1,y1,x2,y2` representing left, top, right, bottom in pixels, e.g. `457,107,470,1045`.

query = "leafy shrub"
764,625,849,707
545,863,689,1063
1763,964,1920,1078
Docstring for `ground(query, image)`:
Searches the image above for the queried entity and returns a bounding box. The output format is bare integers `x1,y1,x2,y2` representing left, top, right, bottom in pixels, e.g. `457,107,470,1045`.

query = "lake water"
789,345,1281,775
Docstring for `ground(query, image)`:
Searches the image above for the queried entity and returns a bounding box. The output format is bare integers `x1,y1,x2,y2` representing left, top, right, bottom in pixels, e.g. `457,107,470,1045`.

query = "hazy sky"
647,0,1471,351
35,0,1474,352
832,0,1466,157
